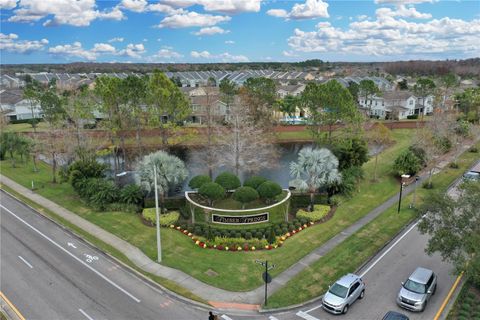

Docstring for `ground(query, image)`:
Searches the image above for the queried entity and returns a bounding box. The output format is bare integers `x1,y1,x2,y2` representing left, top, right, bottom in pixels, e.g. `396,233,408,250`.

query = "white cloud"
0,0,17,10
0,32,48,53
49,42,97,60
374,0,435,4
268,0,329,20
153,48,183,59
162,0,262,14
118,43,145,58
287,16,480,59
8,0,124,26
156,11,231,28
92,43,116,53
282,50,298,57
193,26,230,36
357,15,368,21
191,50,211,58
191,50,248,62
266,9,288,18
119,0,147,12
108,37,124,43
376,5,431,19
225,40,235,44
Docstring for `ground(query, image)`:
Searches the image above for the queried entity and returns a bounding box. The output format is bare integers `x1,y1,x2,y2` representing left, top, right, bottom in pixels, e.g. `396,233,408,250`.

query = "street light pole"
410,176,419,209
153,165,162,263
397,174,410,214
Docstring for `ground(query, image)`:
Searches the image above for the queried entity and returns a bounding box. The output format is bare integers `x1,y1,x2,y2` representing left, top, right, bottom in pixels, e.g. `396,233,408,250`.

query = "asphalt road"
288,180,466,320
0,191,212,320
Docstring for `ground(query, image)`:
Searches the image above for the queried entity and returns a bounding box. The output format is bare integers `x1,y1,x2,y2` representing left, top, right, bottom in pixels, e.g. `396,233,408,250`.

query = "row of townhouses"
2,71,452,123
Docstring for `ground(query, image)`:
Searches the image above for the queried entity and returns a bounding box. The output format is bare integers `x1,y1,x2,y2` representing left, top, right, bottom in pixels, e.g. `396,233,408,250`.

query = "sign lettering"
212,213,269,225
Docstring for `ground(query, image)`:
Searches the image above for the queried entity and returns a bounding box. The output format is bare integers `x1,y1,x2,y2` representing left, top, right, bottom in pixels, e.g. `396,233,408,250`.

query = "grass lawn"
0,129,419,292
2,122,49,132
265,141,480,308
447,281,480,320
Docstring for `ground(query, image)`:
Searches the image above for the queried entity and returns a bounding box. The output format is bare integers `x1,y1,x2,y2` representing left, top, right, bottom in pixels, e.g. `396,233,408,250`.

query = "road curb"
0,187,213,313
0,291,25,320
434,272,464,320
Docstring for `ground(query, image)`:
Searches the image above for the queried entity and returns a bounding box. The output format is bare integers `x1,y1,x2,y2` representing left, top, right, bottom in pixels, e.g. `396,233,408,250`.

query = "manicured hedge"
142,209,180,226
296,205,330,222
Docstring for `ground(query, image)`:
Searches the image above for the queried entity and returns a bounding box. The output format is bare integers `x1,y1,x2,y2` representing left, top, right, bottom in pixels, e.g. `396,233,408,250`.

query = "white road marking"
18,255,33,268
221,315,233,320
359,220,420,278
300,218,423,317
305,304,323,313
1,204,141,303
78,308,95,320
83,253,99,263
67,242,77,249
296,311,321,320
269,316,280,320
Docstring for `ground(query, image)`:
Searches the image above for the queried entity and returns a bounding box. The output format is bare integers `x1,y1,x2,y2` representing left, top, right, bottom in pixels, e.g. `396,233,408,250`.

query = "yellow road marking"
433,272,464,320
0,291,26,320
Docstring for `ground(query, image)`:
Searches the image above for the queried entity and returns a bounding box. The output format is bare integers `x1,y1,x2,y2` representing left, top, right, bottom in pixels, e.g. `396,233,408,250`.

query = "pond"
100,142,314,195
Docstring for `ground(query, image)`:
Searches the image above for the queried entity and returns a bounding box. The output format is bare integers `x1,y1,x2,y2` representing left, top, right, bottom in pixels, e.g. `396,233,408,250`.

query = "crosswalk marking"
269,316,279,320
296,311,322,320
221,315,234,320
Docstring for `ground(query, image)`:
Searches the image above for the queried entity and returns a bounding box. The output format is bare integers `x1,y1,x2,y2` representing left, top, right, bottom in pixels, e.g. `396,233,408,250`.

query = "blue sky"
1,0,479,64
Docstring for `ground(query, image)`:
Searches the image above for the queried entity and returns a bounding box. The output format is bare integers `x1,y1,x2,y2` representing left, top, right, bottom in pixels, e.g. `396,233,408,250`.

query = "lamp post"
397,174,410,214
153,165,162,263
409,175,419,209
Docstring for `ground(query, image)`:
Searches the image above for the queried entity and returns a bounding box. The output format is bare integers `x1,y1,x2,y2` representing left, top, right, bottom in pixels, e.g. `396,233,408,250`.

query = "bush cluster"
296,205,330,222
406,114,419,120
142,209,180,226
186,216,312,240
68,159,143,212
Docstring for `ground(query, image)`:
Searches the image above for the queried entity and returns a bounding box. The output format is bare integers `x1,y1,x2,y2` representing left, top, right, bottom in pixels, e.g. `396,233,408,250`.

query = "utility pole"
255,260,275,306
153,165,162,263
398,174,410,214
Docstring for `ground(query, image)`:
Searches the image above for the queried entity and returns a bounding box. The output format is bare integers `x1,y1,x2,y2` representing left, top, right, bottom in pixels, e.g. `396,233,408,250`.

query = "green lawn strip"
265,142,480,308
447,281,480,320
0,129,416,292
0,183,207,305
276,130,312,141
0,311,7,320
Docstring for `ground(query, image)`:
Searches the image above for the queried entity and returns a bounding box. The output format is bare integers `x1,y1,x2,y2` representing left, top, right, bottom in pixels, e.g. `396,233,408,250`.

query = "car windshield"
404,279,426,294
329,283,348,298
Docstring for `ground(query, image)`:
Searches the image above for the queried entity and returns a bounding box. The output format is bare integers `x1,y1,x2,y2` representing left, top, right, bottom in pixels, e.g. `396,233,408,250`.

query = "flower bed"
169,221,316,251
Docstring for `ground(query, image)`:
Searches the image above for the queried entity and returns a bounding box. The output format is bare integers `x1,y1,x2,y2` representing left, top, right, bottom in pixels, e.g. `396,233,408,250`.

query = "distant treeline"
1,58,479,77
0,59,328,75
383,58,480,77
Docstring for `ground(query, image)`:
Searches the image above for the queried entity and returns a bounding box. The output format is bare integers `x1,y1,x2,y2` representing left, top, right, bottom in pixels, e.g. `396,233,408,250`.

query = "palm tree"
135,151,188,213
289,147,341,211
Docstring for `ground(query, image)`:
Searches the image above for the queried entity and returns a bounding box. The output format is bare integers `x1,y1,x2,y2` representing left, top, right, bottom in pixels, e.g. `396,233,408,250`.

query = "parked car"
397,267,437,312
322,273,365,314
382,311,409,320
463,162,480,181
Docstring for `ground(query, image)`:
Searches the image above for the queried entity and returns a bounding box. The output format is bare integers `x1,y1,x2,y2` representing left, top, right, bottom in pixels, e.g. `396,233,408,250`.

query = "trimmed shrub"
142,209,180,226
257,181,282,202
267,228,276,244
469,147,478,153
408,145,427,167
393,149,422,176
233,186,259,208
254,231,263,239
297,205,330,222
406,114,418,119
243,176,267,190
89,179,119,210
449,162,459,169
245,232,252,240
119,184,144,206
214,172,241,190
188,175,212,190
198,182,225,206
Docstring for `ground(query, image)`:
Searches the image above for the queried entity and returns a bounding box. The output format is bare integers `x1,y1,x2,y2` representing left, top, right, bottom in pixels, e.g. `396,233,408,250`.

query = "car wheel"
343,305,349,314
421,300,427,312
359,290,365,300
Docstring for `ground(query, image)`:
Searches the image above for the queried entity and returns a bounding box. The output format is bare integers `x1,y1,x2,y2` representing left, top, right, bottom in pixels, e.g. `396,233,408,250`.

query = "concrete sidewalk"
0,137,477,308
